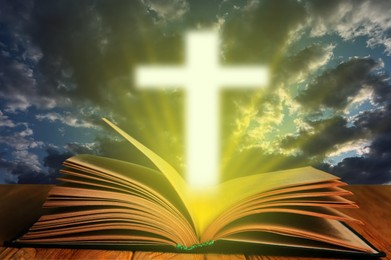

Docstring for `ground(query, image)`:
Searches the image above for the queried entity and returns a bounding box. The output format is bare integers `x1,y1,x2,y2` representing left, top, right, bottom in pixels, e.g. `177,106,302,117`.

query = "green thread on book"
176,240,215,251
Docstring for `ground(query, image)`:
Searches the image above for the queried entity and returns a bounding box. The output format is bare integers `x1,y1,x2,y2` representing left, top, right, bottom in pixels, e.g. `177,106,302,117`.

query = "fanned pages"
7,119,384,257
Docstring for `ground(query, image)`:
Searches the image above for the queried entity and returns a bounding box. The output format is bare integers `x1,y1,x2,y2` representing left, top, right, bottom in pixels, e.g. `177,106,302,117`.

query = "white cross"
136,31,268,188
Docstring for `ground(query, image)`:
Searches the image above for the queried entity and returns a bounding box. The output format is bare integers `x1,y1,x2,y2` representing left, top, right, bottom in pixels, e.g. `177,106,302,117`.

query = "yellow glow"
135,30,268,188
104,118,336,236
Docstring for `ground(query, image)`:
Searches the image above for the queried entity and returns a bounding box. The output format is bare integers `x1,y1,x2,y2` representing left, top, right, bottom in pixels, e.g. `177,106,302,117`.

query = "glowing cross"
136,31,268,188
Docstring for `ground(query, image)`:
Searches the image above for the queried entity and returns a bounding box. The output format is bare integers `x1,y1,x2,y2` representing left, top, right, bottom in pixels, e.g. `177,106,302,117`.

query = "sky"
1,0,391,185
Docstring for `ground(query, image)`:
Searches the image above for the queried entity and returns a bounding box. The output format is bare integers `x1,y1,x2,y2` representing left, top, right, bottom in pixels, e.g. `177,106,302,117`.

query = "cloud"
0,0,185,183
0,117,45,181
280,116,362,158
0,151,45,184
12,149,41,172
36,112,97,129
319,133,391,184
0,156,18,183
1,0,391,186
215,0,261,29
0,0,72,113
306,0,391,55
0,1,145,114
286,55,391,183
326,139,370,158
0,123,43,151
219,0,307,63
354,103,391,136
278,44,335,84
0,162,34,184
65,142,97,155
296,58,382,110
41,146,73,182
17,142,100,184
0,56,61,112
0,110,104,184
221,43,335,156
226,52,391,184
141,0,190,23
0,124,43,183
1,142,98,184
0,110,16,127
16,0,183,115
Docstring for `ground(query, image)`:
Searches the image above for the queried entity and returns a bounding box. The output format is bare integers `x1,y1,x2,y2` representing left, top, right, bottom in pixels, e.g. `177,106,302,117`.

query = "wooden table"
0,184,390,259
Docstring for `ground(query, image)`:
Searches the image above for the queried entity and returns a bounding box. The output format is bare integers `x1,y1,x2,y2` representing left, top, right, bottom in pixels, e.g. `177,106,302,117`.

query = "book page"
186,167,340,234
102,118,344,236
102,118,188,200
49,155,199,246
64,154,189,218
213,213,378,254
103,118,203,235
102,118,354,238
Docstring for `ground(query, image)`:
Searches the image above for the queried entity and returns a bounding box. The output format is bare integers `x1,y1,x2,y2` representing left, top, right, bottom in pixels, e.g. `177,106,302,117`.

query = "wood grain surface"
0,184,390,259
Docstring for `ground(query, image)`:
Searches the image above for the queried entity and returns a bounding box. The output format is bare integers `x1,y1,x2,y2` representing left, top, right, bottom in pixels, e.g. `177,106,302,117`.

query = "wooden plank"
7,248,36,259
206,254,246,259
0,247,7,254
132,251,204,259
0,247,19,259
0,247,134,259
70,249,132,259
30,248,77,259
248,256,346,260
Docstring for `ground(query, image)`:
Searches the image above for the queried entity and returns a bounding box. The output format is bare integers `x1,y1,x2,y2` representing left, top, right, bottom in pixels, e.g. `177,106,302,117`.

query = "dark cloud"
0,153,47,184
333,103,391,184
0,0,184,114
296,58,380,110
16,164,56,184
0,0,62,112
286,56,391,184
0,110,16,127
41,146,73,183
318,133,391,184
354,103,391,135
1,142,97,184
28,1,182,108
277,44,334,83
0,0,34,40
0,57,45,112
223,106,391,184
0,155,16,182
281,116,363,159
221,0,306,63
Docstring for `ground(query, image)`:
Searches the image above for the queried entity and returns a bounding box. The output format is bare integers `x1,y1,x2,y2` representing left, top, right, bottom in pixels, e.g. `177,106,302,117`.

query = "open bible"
7,118,384,257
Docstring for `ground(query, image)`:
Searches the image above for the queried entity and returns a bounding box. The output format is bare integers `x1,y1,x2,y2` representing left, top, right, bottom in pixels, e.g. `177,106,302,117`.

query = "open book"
7,118,384,257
